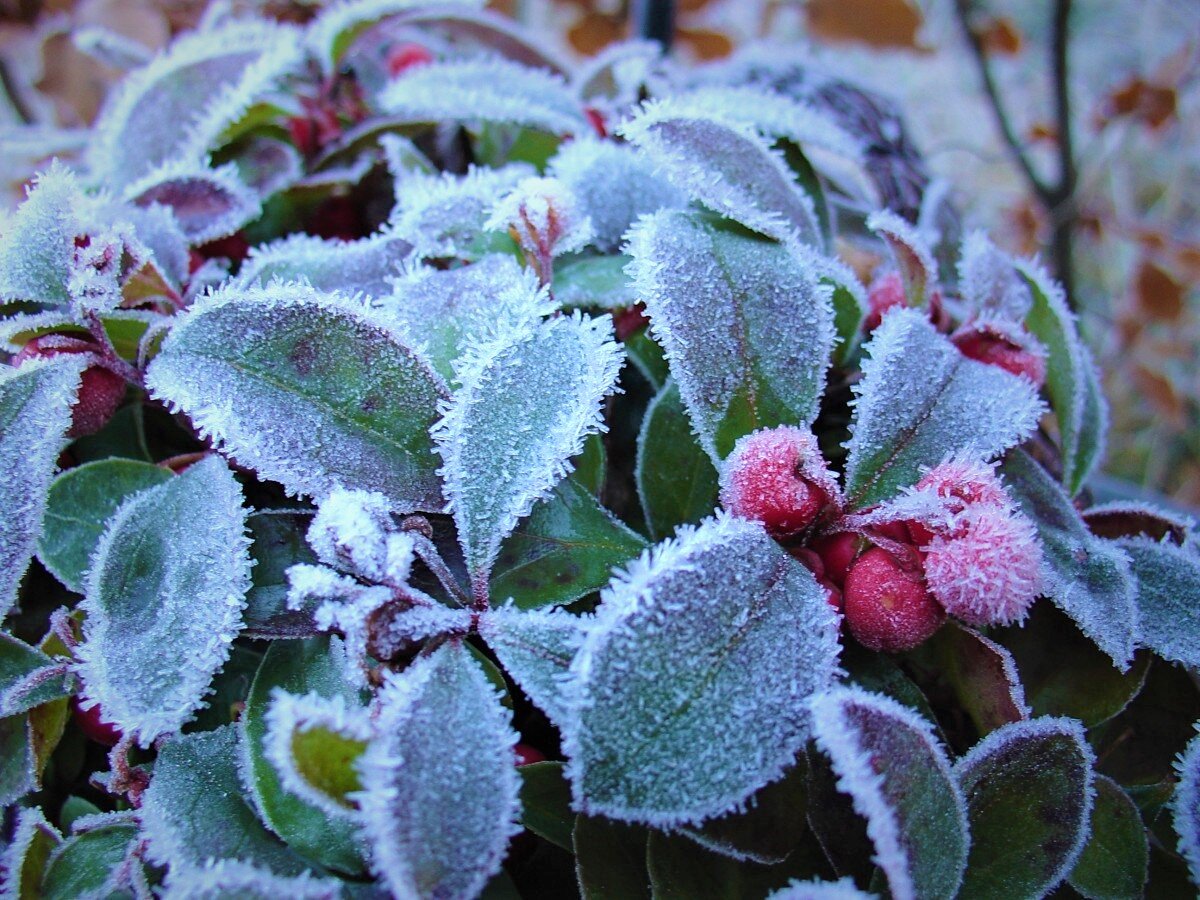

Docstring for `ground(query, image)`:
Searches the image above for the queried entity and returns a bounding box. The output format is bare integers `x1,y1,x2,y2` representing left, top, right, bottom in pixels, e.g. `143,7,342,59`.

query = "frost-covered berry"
71,695,122,746
906,456,1012,545
864,270,906,332
843,547,945,652
952,320,1048,387
14,335,125,437
923,504,1043,626
810,531,862,586
719,426,840,537
386,42,434,77
514,743,546,766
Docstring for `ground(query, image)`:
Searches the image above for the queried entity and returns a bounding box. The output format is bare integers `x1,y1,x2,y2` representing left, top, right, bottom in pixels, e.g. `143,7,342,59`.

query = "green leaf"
145,281,449,511
868,210,935,308
0,356,83,617
244,510,320,639
624,328,670,392
0,713,34,805
626,210,836,461
1019,260,1107,495
1116,537,1200,668
141,725,312,875
562,515,840,826
954,717,1095,899
993,603,1149,728
0,632,67,717
236,230,412,300
355,642,521,899
809,686,969,900
823,270,867,366
241,636,366,875
490,477,646,610
264,688,368,815
646,829,826,900
1001,450,1139,670
479,605,582,728
0,807,61,900
39,825,138,900
573,432,607,496
636,381,720,542
1068,774,1148,900
519,761,574,851
75,455,251,743
555,254,637,310
573,816,651,900
844,309,1044,508
36,458,172,592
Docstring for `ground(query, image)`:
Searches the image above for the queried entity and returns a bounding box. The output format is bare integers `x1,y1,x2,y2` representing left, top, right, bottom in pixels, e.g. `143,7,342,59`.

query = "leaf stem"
399,518,471,608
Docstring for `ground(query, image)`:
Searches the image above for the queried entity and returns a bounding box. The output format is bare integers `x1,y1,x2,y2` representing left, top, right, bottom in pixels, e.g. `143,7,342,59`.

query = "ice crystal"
768,877,877,899
307,488,411,585
237,230,412,299
160,859,343,900
478,603,584,728
0,162,81,306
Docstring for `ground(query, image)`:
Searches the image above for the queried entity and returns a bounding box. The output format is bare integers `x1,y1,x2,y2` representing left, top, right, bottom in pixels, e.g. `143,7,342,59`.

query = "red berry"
952,322,1047,387
613,304,650,341
864,271,906,332
811,532,863,587
720,426,840,537
514,743,546,767
819,575,843,613
14,336,125,437
386,43,434,77
843,547,945,652
70,696,122,747
584,106,608,138
195,232,250,265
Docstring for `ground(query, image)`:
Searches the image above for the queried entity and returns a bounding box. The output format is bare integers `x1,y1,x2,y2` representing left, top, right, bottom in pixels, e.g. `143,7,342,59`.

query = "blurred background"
1,0,1197,507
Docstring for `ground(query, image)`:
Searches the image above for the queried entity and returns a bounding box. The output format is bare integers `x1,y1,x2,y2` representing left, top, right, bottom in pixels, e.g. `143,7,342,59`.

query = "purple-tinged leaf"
562,514,840,826
954,717,1095,899
237,230,411,299
1068,774,1148,900
620,101,822,246
626,209,835,461
0,356,84,618
844,310,1044,508
75,456,251,744
146,282,448,511
809,685,968,900
1018,257,1108,496
1001,450,1139,670
1174,726,1200,890
867,210,935,308
229,135,304,198
125,160,260,244
1083,500,1193,545
432,311,622,587
306,0,484,73
1116,536,1200,668
354,642,521,899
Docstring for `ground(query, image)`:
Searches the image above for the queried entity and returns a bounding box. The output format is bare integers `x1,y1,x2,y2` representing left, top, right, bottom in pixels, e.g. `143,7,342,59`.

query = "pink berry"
514,743,546,767
952,321,1047,387
843,547,945,652
719,426,840,537
811,532,862,587
386,43,434,77
923,504,1043,627
70,696,122,747
916,457,1010,512
864,271,906,332
14,335,125,438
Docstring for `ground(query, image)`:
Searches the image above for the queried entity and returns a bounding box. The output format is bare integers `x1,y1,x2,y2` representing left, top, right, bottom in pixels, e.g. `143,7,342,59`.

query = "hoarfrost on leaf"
620,100,823,247
124,160,262,245
866,210,935,308
843,308,1044,508
236,231,412,299
808,686,969,900
145,281,448,512
306,488,413,586
561,513,840,826
767,877,877,899
354,642,521,899
1174,726,1200,889
0,356,84,618
75,456,252,744
379,57,587,135
432,311,623,587
1115,536,1200,668
486,176,595,261
0,805,61,899
957,231,1032,321
160,859,344,900
0,162,83,307
305,0,484,74
626,209,835,462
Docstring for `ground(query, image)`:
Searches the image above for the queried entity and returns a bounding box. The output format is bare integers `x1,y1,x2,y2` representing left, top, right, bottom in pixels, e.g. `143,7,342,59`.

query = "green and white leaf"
0,632,68,717
0,162,81,306
38,825,139,900
160,859,345,900
237,230,412,300
0,805,61,899
1174,725,1200,890
867,210,935,307
1115,536,1200,668
479,603,585,727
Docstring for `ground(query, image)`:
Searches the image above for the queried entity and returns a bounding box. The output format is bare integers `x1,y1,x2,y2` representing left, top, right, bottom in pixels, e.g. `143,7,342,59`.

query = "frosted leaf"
561,514,840,826
547,139,686,252
140,725,311,875
379,58,587,135
114,201,191,290
1018,257,1108,495
1116,537,1200,668
794,244,867,365
307,488,412,585
145,281,448,511
380,133,435,181
478,603,584,728
161,859,344,900
0,632,68,717
381,254,544,381
75,456,251,745
286,563,361,611
89,18,303,189
0,313,77,354
768,877,876,899
228,135,304,198
263,688,371,818
390,164,533,260
553,254,637,311
867,210,935,308
236,231,412,299
1001,450,1139,669
954,717,1095,898
306,0,484,73
809,686,969,900
575,39,666,112
486,176,595,259
37,825,142,900
620,101,822,246
0,161,81,306
72,26,153,70
0,356,84,618
0,715,36,807
65,225,128,317
124,160,261,244
626,209,836,461
1174,727,1200,888
957,231,1031,321
843,308,1045,508
0,805,61,900
354,642,521,899
432,311,623,586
